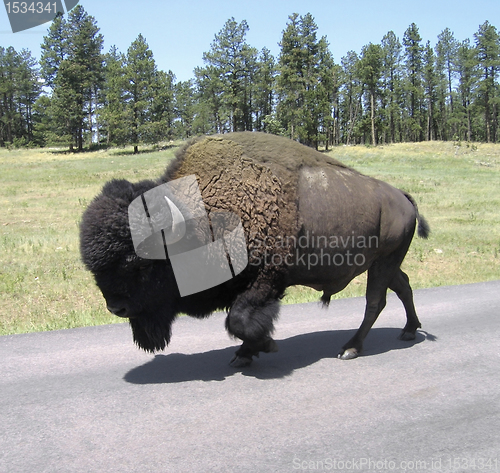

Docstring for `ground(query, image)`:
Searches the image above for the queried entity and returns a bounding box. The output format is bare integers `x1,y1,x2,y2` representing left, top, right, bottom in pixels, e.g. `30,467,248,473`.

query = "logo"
128,175,248,297
3,0,79,33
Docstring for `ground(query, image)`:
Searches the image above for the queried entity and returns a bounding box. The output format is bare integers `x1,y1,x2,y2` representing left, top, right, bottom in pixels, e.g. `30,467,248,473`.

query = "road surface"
1,281,499,472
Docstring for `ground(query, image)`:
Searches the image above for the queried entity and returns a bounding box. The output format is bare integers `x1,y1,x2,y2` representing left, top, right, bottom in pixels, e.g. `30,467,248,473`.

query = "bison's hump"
223,131,348,171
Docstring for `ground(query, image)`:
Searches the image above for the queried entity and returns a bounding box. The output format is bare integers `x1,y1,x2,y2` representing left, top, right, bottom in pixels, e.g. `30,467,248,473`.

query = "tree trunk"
78,126,83,151
485,100,491,143
370,90,376,146
466,100,472,142
492,102,497,142
88,96,93,148
484,71,491,143
427,98,433,141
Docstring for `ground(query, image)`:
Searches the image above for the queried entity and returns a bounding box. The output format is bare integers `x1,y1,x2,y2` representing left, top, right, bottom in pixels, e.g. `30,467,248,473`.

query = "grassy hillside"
1,140,499,335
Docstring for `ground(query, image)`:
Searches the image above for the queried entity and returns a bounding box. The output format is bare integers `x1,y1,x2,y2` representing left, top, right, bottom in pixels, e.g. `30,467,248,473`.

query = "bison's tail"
417,214,431,239
404,192,430,239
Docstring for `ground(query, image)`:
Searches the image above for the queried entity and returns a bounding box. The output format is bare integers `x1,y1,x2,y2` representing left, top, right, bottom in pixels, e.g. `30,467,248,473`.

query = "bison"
80,132,429,366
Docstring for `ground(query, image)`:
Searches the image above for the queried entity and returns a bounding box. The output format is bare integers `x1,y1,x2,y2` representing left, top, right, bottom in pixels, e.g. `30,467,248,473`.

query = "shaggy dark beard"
129,315,174,353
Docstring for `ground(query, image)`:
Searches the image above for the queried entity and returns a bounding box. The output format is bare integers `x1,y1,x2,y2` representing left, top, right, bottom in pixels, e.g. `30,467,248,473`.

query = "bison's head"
80,179,181,352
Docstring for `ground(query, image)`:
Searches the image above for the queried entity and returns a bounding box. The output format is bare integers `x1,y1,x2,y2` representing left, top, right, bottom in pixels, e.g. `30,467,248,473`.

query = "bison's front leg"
225,281,281,367
229,338,279,368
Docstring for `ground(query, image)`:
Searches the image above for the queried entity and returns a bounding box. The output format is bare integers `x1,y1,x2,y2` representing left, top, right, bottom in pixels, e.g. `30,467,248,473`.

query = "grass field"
1,140,499,335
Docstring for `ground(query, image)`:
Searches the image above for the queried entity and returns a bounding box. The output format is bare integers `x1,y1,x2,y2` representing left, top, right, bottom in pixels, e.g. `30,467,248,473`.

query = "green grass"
0,144,178,335
1,140,499,335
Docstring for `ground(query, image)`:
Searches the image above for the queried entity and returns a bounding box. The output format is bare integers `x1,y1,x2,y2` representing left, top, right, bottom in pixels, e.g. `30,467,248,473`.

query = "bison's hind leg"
389,269,422,341
338,253,403,360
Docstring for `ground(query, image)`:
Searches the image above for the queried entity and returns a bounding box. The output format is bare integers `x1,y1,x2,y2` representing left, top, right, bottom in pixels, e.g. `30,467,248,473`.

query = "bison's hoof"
262,338,279,353
398,330,417,341
338,348,359,360
229,355,253,368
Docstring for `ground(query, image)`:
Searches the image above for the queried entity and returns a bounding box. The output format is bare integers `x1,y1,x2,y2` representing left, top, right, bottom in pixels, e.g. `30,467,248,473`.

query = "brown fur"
163,132,353,269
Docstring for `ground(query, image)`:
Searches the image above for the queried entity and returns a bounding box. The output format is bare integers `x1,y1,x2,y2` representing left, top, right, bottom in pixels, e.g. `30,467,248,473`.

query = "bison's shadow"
124,328,429,384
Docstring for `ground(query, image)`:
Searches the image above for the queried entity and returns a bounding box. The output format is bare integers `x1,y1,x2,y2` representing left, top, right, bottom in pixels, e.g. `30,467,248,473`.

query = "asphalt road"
1,281,499,473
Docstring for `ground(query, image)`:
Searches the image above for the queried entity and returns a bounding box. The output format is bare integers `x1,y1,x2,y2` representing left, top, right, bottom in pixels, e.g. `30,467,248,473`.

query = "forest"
0,5,499,151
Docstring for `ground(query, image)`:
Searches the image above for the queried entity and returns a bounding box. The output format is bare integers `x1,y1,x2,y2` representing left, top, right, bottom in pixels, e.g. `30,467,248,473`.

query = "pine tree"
329,63,342,147
100,46,128,146
125,34,157,154
50,59,82,148
403,23,424,141
436,28,459,139
40,12,66,88
201,17,257,132
314,33,336,148
339,51,362,145
194,64,226,133
381,31,403,143
253,47,276,132
151,70,176,142
0,46,41,146
40,5,103,150
358,43,383,145
0,46,18,145
277,13,335,147
298,13,322,146
474,21,500,142
423,42,438,140
174,80,196,138
277,13,303,140
32,95,51,146
66,5,104,149
456,39,475,141
15,49,42,144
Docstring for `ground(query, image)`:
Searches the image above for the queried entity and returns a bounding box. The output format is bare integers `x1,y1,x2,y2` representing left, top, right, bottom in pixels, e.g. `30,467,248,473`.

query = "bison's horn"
163,196,186,244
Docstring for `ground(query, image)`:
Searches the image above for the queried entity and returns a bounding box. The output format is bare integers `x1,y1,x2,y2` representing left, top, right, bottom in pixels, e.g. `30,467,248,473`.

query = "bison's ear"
101,179,156,204
101,179,135,203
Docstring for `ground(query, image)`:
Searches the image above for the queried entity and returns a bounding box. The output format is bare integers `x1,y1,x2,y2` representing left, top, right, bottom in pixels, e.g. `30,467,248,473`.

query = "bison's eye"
123,255,151,272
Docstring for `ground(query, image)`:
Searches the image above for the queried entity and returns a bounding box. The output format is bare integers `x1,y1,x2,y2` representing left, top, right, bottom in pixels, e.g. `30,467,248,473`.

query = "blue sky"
1,0,499,82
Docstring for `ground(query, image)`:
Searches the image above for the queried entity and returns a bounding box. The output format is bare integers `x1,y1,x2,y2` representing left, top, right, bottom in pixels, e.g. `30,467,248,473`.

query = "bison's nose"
107,304,129,318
